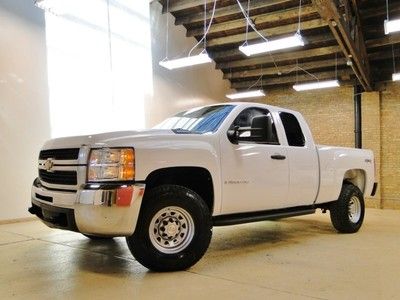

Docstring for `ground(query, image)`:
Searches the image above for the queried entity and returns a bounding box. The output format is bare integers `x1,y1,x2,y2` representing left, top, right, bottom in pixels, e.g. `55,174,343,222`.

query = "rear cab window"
279,112,305,147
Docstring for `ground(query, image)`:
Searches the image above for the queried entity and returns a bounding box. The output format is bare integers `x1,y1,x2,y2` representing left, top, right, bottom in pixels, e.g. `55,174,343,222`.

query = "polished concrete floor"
0,208,399,299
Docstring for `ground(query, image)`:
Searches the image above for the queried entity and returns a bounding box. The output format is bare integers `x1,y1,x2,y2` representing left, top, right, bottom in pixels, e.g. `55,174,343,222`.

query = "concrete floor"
0,209,399,300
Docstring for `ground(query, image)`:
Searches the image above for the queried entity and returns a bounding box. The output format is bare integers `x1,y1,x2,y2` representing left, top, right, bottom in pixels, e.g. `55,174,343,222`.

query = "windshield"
154,105,235,134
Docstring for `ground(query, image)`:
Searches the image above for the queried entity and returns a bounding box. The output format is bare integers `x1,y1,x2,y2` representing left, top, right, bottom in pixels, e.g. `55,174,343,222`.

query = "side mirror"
227,126,239,144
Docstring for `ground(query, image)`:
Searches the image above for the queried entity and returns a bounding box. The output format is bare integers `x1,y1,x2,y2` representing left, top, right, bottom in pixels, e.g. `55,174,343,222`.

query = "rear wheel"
126,185,212,272
330,183,365,233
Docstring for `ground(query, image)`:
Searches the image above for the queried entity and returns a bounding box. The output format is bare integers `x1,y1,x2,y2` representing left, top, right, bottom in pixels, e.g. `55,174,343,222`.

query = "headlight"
88,148,135,182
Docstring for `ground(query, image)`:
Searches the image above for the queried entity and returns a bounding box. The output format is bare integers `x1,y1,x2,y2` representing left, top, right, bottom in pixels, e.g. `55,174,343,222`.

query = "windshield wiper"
172,128,200,134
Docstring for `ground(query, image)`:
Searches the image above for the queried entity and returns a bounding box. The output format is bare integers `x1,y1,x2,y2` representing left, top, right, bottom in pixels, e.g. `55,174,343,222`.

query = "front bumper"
30,179,145,236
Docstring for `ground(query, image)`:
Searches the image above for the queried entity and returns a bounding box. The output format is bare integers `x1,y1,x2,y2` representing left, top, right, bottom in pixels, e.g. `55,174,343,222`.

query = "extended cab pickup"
29,102,377,271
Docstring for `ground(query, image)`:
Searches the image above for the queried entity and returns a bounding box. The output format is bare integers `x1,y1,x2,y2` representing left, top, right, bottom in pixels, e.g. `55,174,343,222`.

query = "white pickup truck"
29,102,377,271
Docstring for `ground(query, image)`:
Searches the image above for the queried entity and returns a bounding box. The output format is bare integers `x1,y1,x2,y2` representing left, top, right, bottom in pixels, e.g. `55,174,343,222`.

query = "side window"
279,112,305,147
230,108,279,144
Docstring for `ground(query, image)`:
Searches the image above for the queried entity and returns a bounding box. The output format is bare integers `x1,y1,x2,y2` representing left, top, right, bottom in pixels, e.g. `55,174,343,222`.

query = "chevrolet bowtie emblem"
44,158,54,172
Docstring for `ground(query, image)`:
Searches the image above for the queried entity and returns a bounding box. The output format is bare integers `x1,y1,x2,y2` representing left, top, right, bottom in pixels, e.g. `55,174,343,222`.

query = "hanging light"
384,19,400,34
293,80,340,91
384,0,400,34
239,33,304,56
392,73,400,81
391,44,400,81
159,52,212,70
236,0,304,56
159,0,217,70
226,89,265,99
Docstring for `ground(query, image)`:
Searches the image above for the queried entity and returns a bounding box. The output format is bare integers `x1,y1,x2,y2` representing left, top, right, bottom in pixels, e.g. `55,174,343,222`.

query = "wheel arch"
343,169,366,193
144,167,214,213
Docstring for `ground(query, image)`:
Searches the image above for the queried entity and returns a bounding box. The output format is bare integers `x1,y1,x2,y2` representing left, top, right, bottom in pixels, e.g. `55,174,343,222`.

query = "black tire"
330,183,365,233
82,234,114,240
126,184,212,272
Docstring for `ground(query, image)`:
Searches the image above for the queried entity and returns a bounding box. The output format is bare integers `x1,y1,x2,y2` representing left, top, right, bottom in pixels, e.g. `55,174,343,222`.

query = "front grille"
39,148,80,160
39,169,77,185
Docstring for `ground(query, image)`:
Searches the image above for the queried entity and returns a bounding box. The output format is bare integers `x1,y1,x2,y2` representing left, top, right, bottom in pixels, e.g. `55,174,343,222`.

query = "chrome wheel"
348,196,361,223
149,206,195,254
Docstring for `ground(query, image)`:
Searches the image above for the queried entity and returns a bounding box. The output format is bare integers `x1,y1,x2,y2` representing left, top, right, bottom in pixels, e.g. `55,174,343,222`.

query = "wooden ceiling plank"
216,45,341,69
175,0,295,25
207,18,328,47
187,4,318,37
224,57,347,79
230,68,352,88
366,35,400,48
362,1,400,19
162,0,215,14
312,0,372,91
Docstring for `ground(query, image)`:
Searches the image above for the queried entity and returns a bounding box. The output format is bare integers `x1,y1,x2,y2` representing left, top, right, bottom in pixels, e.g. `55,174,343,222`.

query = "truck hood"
42,129,175,150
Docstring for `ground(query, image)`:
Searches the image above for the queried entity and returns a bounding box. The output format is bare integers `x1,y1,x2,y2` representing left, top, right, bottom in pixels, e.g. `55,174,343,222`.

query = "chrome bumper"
30,179,145,236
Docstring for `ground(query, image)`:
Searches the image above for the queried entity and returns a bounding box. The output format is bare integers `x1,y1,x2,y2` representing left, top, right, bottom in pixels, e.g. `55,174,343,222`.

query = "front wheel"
126,185,212,271
330,183,365,233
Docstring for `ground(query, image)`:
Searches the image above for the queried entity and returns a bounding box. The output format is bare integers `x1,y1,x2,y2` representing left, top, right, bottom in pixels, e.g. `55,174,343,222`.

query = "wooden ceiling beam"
312,0,372,91
362,1,400,19
187,5,318,37
230,68,353,88
216,45,341,69
369,50,398,61
175,0,296,25
224,57,347,79
366,35,400,49
207,18,328,47
161,0,215,14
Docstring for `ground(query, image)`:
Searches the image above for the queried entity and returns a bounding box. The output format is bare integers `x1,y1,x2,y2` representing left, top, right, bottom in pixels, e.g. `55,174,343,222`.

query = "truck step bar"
212,206,316,226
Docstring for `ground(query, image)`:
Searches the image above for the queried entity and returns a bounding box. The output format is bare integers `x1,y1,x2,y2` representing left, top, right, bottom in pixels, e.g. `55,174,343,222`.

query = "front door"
220,107,289,214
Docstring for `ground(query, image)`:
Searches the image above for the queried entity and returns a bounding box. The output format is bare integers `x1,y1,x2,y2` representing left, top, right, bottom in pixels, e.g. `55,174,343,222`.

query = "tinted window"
279,112,305,147
230,108,279,144
154,105,234,134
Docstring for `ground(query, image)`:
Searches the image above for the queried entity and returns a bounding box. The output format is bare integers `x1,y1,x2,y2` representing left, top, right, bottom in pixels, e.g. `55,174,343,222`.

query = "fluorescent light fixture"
293,80,340,91
239,33,304,56
384,19,400,34
392,73,400,81
226,89,265,99
159,53,212,70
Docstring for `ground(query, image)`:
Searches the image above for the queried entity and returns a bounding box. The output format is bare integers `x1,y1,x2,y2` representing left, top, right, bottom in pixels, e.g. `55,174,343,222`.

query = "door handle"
270,154,286,160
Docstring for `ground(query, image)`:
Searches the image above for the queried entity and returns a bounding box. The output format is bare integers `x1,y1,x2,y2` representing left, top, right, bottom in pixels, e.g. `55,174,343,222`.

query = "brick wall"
259,83,399,209
264,86,354,147
380,82,400,209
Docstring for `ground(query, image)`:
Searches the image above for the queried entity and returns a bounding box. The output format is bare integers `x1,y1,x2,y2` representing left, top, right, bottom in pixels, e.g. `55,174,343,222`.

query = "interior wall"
146,2,230,127
0,1,51,220
380,82,400,209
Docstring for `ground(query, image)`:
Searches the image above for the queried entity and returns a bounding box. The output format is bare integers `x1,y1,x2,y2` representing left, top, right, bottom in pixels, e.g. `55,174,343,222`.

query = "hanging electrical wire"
106,0,115,104
297,0,302,34
164,0,169,59
236,0,305,75
236,0,268,42
188,0,217,56
159,0,217,70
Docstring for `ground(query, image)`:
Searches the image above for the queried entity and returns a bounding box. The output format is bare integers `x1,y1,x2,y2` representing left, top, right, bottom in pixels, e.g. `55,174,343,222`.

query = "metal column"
354,85,362,148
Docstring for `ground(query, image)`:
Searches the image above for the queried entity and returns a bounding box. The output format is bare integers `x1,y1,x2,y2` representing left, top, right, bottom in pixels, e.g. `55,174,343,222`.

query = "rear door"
278,112,319,206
